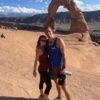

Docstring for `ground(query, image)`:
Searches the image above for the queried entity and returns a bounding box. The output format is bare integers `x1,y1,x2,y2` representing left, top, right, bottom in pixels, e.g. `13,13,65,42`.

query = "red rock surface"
0,29,100,100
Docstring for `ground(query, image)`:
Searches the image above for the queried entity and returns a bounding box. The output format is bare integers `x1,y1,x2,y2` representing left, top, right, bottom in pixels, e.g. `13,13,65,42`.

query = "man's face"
44,28,53,39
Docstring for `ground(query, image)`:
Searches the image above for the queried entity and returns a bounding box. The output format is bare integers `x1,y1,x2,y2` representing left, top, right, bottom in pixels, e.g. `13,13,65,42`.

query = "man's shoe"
53,96,63,100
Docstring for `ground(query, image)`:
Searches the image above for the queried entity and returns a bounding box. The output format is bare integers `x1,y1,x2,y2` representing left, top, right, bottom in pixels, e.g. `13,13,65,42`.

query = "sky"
0,0,100,15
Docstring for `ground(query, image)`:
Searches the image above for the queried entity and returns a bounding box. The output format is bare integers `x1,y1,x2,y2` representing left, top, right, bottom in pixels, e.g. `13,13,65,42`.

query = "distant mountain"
0,10,100,24
0,14,6,17
83,10,100,22
0,13,33,18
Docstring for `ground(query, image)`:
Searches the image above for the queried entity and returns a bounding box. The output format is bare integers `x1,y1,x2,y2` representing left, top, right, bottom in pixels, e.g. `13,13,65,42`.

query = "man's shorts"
49,67,67,85
49,67,61,80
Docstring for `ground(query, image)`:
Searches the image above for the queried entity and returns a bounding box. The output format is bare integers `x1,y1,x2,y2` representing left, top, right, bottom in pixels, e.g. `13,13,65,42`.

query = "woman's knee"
47,82,52,90
45,84,52,95
46,82,52,92
39,83,43,89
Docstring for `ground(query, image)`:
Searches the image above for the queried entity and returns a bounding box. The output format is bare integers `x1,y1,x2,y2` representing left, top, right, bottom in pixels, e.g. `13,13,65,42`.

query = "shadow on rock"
0,96,38,100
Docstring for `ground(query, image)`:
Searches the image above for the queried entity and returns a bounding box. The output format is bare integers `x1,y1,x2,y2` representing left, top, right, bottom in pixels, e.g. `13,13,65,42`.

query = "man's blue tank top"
46,37,63,67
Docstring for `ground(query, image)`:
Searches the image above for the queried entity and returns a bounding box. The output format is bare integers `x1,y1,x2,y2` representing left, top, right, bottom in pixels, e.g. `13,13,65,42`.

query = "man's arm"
57,38,67,73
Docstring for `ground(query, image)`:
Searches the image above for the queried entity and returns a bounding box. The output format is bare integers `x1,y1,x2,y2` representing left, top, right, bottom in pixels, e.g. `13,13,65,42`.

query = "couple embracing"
33,26,72,100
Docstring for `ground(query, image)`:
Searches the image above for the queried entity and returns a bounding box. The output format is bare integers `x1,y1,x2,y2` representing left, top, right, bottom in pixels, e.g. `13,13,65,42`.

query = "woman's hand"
33,70,37,77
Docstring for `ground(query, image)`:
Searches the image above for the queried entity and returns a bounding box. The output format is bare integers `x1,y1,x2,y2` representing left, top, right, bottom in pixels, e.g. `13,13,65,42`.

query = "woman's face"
40,37,46,46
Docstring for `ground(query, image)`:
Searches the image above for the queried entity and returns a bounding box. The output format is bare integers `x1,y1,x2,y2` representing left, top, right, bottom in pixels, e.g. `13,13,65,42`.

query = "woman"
33,35,52,100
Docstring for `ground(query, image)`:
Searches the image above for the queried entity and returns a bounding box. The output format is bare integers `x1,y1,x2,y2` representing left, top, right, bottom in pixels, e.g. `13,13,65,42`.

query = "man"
44,26,72,100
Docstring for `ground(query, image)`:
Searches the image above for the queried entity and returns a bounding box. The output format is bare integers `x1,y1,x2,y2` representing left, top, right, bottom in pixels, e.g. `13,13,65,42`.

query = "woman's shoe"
39,95,44,100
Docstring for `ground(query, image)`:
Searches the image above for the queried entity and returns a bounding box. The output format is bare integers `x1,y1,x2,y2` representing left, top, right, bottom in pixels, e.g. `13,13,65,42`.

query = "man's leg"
61,83,72,100
54,79,62,98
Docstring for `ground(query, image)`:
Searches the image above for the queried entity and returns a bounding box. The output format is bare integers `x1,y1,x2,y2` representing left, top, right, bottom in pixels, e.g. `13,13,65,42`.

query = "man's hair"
44,26,52,31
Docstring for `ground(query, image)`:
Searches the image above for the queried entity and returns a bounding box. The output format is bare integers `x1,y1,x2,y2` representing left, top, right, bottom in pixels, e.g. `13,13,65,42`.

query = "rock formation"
46,0,91,42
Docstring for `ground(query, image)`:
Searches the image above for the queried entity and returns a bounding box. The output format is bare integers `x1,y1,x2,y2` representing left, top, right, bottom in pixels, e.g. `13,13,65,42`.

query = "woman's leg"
39,74,44,96
41,71,52,100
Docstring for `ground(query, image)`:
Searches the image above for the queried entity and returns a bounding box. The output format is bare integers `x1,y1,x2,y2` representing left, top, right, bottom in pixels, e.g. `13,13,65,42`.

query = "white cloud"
35,0,43,2
0,6,46,14
0,1,100,16
46,5,48,8
45,2,48,5
28,0,33,2
57,6,67,12
56,0,84,12
74,0,84,7
45,2,48,8
81,4,100,11
17,5,21,7
73,0,100,11
42,7,44,9
57,0,100,12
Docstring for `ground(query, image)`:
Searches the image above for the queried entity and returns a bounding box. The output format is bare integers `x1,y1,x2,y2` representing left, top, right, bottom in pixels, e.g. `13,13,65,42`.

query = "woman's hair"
36,35,47,48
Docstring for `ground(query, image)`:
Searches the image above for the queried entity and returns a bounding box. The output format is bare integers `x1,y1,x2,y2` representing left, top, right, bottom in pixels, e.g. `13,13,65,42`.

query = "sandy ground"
0,29,100,100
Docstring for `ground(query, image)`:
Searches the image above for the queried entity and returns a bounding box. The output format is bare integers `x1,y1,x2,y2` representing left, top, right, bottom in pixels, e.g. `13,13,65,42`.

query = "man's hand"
60,68,66,75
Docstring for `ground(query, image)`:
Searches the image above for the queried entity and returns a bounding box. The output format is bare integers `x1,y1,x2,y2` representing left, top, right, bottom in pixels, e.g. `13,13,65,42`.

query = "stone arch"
46,0,90,42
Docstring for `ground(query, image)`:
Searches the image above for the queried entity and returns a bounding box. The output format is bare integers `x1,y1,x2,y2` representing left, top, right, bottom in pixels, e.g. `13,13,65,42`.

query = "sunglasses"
40,40,46,42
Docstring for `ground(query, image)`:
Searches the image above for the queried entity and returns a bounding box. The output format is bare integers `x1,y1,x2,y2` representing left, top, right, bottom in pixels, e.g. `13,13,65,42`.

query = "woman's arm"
33,48,42,77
